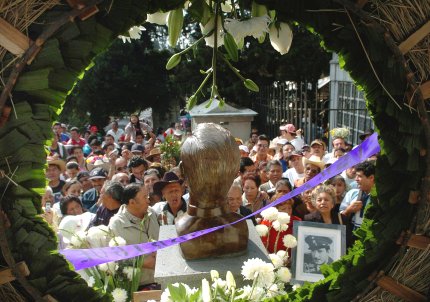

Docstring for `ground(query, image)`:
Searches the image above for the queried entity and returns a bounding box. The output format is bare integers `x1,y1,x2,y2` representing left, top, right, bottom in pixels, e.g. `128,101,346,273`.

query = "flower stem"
211,1,219,100
274,230,281,253
218,51,246,81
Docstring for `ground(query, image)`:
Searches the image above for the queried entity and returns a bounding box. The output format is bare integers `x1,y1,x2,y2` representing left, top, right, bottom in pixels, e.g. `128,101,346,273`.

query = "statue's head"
181,123,240,208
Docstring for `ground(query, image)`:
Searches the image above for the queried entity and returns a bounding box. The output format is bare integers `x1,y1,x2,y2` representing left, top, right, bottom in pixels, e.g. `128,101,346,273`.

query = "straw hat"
302,155,325,170
147,147,161,161
47,156,66,172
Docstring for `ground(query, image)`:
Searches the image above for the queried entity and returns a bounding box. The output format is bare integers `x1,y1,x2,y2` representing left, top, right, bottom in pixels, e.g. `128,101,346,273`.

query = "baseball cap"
131,144,144,153
239,145,249,153
88,167,107,180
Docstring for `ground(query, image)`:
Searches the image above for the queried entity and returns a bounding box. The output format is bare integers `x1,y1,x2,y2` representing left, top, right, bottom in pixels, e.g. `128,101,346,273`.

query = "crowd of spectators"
42,118,376,288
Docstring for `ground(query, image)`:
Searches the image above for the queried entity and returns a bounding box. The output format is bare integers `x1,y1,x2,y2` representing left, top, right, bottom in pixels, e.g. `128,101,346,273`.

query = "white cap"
239,145,249,153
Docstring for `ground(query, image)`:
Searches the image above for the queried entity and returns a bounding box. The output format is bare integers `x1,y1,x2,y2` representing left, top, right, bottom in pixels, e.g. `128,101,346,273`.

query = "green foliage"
61,26,175,128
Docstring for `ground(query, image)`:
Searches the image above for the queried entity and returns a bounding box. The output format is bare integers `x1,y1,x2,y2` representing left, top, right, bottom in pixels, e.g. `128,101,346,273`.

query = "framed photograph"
291,221,346,283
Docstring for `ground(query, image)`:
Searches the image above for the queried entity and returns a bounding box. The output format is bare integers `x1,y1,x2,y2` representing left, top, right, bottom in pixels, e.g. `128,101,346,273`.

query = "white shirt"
106,128,125,143
282,168,304,187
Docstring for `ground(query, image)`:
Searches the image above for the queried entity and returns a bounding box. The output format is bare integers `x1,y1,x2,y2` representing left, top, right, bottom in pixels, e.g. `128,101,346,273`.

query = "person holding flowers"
109,183,160,289
258,200,301,254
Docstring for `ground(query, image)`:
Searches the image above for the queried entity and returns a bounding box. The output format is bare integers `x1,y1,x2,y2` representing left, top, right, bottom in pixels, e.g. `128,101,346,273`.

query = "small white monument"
189,99,257,142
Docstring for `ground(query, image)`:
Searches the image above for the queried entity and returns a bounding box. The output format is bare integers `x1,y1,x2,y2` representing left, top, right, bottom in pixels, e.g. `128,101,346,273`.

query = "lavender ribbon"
60,134,380,270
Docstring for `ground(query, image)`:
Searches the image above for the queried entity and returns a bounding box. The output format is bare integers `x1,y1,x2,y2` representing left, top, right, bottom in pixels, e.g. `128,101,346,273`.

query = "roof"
189,99,257,117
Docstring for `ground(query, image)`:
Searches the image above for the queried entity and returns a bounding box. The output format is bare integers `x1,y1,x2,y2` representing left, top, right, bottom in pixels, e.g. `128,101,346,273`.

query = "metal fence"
251,80,373,147
251,81,328,144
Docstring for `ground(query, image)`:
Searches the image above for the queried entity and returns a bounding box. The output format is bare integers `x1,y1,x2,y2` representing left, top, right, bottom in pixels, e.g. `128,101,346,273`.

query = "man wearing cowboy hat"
294,155,325,188
46,156,66,203
152,171,187,225
146,147,161,163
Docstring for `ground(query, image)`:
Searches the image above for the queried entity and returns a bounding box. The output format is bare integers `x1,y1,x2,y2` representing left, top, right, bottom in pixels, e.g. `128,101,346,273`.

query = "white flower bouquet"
65,225,144,302
160,256,294,301
258,207,297,256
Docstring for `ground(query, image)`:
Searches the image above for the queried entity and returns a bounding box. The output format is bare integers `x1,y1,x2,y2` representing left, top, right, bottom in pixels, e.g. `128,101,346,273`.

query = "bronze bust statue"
175,123,249,260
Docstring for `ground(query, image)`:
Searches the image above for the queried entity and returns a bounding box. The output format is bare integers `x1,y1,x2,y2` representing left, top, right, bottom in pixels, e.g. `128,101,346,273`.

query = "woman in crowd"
125,114,155,143
327,175,349,212
61,179,82,198
293,188,316,219
242,175,269,215
59,195,85,216
304,185,352,246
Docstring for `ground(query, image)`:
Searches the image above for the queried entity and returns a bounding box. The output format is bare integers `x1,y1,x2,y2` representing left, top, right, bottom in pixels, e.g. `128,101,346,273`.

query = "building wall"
329,53,374,148
191,116,255,142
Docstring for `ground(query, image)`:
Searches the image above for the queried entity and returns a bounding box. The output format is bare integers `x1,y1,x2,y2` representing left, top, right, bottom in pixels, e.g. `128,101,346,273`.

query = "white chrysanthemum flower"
237,285,264,300
111,288,128,302
98,262,118,275
87,276,95,287
70,230,86,247
282,234,298,249
200,15,224,48
224,15,271,43
277,267,292,283
109,236,127,247
87,226,109,247
267,283,279,297
122,266,135,281
241,258,275,287
272,220,288,232
277,212,291,224
261,207,279,221
269,22,293,55
269,253,283,269
255,224,269,237
276,250,288,261
146,11,169,25
292,283,301,291
129,26,145,40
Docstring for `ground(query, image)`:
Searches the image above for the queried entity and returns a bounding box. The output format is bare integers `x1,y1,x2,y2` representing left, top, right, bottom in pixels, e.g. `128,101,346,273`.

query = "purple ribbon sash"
60,134,380,270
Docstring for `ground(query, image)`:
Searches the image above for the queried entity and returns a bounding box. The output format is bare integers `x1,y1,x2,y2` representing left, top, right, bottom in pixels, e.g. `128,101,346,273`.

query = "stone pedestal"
154,220,269,289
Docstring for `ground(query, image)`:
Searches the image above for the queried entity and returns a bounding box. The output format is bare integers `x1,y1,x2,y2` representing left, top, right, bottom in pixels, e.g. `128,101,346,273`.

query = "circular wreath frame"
0,0,428,301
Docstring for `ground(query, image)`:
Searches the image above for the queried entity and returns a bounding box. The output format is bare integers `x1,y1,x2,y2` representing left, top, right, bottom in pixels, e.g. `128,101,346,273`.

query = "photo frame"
291,221,346,283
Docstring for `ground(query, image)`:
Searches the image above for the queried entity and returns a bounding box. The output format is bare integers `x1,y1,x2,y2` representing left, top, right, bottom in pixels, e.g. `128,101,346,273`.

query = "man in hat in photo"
152,171,186,225
81,167,108,211
303,235,333,274
46,156,66,203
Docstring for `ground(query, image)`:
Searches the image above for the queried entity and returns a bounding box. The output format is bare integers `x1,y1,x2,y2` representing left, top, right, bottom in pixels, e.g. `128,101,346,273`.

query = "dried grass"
0,0,59,60
359,246,430,302
370,0,430,86
0,283,26,302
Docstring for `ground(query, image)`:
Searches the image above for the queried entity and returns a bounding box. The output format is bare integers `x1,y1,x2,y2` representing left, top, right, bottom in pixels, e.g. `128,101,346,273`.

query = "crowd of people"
42,116,376,288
